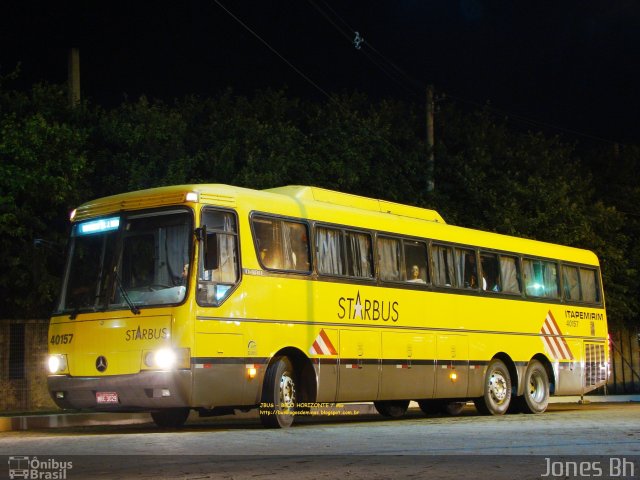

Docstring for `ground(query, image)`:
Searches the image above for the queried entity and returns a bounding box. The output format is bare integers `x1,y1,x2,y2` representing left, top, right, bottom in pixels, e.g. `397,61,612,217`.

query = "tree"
0,83,88,318
87,96,191,198
433,102,632,327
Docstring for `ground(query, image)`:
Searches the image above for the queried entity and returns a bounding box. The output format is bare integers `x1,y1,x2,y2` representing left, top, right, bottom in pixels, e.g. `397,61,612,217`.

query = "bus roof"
264,185,446,224
72,183,599,266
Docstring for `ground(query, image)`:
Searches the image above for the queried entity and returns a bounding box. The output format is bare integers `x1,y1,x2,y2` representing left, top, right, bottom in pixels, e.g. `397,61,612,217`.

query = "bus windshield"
57,209,192,314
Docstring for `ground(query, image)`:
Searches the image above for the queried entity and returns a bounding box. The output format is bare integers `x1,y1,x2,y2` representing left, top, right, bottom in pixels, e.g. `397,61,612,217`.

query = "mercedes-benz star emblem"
95,355,108,372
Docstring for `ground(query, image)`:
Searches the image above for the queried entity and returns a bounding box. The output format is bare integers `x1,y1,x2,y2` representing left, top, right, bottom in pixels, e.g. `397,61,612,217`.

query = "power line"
211,0,418,170
212,0,332,101
305,0,629,146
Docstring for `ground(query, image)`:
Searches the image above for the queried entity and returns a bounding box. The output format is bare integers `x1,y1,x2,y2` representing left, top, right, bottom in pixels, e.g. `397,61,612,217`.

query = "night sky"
2,1,639,144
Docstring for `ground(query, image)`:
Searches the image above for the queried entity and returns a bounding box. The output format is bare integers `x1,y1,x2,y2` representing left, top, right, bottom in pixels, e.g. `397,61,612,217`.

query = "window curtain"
562,266,580,300
282,221,296,270
543,262,558,298
348,232,372,278
500,256,520,293
216,214,238,283
523,259,537,296
455,249,475,288
378,237,401,281
164,224,189,285
316,227,343,275
433,245,454,286
580,268,597,302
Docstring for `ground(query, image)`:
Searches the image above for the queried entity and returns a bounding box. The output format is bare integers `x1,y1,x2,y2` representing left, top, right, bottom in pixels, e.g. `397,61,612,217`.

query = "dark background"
2,0,639,144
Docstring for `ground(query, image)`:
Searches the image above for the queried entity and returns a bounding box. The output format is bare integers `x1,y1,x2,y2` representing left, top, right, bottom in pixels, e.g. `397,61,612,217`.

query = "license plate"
96,392,119,404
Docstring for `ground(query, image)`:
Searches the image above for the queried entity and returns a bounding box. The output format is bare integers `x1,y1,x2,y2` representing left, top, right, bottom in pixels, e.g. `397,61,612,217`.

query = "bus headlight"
48,354,68,374
143,348,190,370
154,349,177,369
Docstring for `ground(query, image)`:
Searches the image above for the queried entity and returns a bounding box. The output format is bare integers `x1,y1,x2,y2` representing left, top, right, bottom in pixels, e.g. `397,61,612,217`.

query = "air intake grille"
584,343,607,387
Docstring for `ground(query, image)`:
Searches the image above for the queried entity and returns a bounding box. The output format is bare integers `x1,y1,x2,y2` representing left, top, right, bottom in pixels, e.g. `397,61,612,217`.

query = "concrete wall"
0,319,56,412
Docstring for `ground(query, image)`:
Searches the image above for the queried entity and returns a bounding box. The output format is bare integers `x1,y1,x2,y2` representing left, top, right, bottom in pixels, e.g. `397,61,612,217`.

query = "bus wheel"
260,356,297,428
519,360,549,414
474,359,512,415
150,407,190,428
374,400,409,418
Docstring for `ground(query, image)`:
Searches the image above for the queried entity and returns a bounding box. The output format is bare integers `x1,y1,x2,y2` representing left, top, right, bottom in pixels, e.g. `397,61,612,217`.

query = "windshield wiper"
113,269,141,315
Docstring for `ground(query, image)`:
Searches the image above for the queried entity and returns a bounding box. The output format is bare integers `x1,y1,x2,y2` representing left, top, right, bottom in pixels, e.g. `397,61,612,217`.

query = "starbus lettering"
125,326,169,341
338,291,399,322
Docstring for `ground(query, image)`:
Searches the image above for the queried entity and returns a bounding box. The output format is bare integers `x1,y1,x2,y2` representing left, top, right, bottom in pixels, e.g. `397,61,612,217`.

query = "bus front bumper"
47,370,193,411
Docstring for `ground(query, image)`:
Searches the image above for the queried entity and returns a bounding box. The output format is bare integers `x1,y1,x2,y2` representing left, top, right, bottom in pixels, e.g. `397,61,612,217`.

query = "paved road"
1,403,639,479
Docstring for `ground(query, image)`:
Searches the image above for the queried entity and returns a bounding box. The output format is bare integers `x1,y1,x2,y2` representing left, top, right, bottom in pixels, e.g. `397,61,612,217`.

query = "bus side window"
580,267,600,303
432,244,455,287
198,209,239,306
345,231,373,278
562,265,580,301
253,217,282,269
455,248,478,289
404,240,428,284
316,226,345,276
252,216,311,272
480,252,501,291
286,221,311,272
499,255,521,294
523,258,559,298
378,236,402,282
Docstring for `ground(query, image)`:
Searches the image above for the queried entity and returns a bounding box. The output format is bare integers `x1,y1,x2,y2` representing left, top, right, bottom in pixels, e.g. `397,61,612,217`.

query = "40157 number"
50,334,74,345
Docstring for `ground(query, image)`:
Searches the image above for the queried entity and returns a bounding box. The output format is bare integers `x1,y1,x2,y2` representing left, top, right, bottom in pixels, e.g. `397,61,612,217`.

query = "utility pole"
426,84,435,192
68,48,80,107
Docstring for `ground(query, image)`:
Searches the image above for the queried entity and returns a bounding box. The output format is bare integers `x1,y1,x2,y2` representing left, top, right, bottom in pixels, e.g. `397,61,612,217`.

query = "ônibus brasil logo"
8,456,73,479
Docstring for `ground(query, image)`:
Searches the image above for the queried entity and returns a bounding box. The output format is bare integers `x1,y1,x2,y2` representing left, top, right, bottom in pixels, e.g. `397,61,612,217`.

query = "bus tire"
259,356,297,428
518,360,550,414
150,407,190,428
474,359,512,415
374,400,409,418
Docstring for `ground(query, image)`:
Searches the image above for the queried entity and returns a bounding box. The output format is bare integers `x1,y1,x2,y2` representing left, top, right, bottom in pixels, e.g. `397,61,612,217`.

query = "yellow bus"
47,184,609,428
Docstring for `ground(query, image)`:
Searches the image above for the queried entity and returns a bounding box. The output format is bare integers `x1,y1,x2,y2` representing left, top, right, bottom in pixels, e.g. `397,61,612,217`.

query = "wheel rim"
528,370,545,403
280,372,296,409
489,370,508,404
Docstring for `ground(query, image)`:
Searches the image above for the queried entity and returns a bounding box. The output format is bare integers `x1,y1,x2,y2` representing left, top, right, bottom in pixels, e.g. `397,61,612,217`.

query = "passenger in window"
407,265,426,283
479,257,492,291
465,254,479,288
177,263,189,285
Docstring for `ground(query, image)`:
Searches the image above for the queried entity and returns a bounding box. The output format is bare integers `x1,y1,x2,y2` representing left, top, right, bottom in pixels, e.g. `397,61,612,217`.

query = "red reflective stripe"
319,329,337,355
